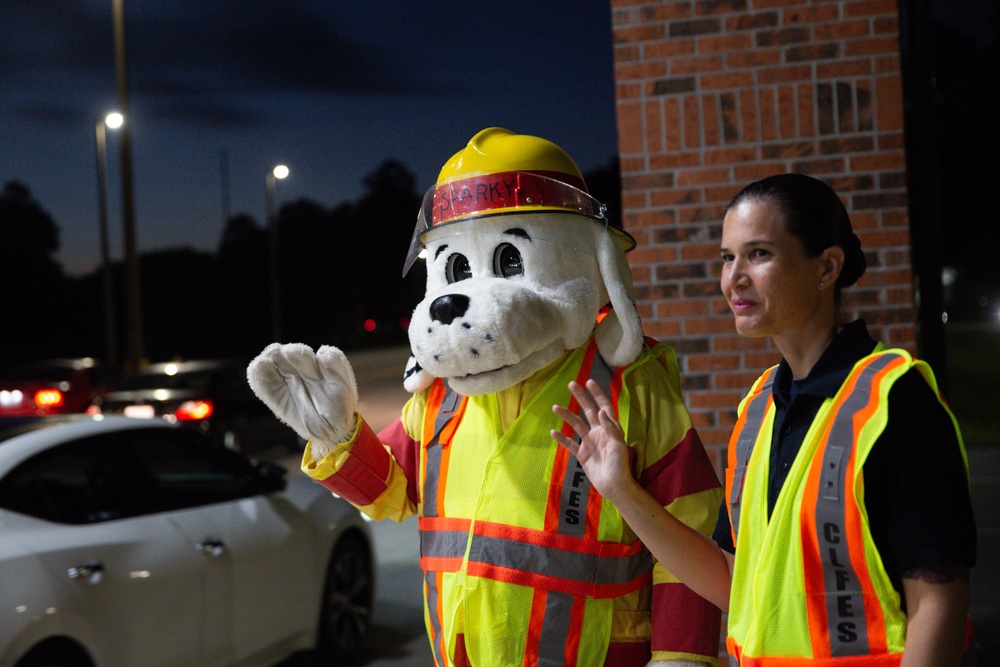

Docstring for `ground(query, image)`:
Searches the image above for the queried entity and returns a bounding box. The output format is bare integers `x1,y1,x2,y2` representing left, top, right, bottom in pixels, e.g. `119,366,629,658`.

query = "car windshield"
118,369,219,391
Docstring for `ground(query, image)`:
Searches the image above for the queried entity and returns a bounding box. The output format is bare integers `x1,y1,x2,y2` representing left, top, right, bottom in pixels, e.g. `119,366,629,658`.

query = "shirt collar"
772,319,878,406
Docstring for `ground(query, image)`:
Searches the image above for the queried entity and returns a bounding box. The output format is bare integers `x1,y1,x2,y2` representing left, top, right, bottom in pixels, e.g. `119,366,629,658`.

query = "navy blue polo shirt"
712,320,977,595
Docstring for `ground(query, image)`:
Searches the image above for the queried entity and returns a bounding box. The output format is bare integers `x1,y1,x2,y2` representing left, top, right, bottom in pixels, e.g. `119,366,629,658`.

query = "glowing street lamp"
94,111,124,370
266,165,289,341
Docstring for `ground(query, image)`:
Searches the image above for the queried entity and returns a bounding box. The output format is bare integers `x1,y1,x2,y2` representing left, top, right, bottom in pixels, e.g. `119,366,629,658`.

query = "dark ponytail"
727,173,867,293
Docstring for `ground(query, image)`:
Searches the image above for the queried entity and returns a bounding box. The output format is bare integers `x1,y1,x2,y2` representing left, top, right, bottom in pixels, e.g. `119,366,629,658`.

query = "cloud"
0,0,461,130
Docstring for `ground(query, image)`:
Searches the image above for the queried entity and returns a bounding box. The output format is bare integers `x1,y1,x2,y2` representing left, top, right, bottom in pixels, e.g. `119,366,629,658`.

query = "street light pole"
112,0,144,374
94,112,123,371
266,165,289,342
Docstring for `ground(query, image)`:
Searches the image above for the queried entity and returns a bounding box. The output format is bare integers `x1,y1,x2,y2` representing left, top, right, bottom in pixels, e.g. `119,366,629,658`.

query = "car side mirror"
253,460,288,494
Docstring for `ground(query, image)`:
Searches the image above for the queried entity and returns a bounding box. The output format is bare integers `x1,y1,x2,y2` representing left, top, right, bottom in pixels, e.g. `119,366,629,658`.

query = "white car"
0,416,374,667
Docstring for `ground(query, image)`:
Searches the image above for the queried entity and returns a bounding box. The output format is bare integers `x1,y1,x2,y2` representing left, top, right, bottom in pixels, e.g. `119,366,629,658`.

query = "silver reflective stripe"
729,370,775,543
425,570,445,666
729,654,740,667
423,383,462,519
814,353,900,656
469,533,653,589
421,529,470,559
537,590,574,666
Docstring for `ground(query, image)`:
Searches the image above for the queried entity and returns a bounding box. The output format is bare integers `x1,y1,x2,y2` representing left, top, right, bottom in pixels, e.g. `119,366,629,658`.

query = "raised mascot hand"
247,343,359,459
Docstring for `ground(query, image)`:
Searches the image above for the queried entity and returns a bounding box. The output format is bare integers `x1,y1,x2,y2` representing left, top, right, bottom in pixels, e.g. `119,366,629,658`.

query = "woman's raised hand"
551,379,636,503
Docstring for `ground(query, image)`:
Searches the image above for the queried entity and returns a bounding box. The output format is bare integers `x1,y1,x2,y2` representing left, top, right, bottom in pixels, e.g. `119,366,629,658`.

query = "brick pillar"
611,0,918,469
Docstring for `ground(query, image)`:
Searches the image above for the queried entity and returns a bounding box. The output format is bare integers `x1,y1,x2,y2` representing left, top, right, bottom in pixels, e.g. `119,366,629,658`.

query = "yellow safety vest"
724,349,967,666
419,339,653,667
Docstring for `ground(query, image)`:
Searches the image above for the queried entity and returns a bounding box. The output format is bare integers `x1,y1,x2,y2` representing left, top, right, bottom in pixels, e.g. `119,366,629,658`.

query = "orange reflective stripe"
801,353,907,659
737,655,901,667
726,367,776,545
524,588,548,667
422,382,467,519
425,569,447,666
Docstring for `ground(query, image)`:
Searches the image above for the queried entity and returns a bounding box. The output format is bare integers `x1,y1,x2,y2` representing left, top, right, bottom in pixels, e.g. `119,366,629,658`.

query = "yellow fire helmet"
402,127,636,275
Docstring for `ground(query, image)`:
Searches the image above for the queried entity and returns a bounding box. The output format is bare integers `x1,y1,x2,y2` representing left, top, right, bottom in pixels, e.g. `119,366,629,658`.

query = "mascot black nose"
429,294,470,325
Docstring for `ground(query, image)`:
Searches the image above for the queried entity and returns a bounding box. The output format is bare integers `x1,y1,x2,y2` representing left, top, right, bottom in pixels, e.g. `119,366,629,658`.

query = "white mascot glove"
247,343,359,459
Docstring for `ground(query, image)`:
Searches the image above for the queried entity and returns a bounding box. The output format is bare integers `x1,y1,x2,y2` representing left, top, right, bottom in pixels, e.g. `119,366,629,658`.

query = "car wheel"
16,641,91,667
317,532,374,661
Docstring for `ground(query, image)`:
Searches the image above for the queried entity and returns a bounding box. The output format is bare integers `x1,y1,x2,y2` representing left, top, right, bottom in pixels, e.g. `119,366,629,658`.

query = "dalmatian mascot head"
401,127,643,396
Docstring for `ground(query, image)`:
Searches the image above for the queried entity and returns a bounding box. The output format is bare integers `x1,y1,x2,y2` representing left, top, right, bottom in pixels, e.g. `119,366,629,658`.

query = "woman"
552,173,977,666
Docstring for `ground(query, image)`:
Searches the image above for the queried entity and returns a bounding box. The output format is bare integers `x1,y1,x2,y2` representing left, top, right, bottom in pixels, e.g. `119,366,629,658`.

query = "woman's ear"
819,245,845,289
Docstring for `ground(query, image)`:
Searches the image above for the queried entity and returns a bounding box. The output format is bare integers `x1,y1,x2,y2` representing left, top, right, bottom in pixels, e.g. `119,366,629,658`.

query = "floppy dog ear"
594,230,644,367
403,354,436,393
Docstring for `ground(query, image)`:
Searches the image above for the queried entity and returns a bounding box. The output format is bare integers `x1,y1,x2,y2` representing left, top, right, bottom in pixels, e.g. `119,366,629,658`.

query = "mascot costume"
248,128,723,666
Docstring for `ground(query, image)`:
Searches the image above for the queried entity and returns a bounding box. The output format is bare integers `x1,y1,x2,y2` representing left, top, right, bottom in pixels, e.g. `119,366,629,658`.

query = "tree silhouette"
0,181,66,368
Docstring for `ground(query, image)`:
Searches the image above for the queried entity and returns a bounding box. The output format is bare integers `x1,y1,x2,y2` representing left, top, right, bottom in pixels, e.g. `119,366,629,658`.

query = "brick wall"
610,0,919,471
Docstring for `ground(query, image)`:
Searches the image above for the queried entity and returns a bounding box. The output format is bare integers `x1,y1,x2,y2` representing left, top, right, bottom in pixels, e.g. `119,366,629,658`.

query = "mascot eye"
493,243,523,278
446,253,472,283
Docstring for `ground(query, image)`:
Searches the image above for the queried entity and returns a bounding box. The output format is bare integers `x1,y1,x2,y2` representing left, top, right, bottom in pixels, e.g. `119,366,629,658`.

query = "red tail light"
174,400,213,421
34,389,64,409
85,404,102,415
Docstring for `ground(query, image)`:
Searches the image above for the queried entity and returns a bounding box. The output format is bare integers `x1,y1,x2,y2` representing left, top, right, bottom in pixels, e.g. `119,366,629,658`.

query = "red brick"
728,48,782,68
726,12,780,31
704,146,758,165
844,0,899,18
650,188,705,207
645,38,698,60
671,55,726,75
874,75,904,132
796,83,816,137
639,3,696,21
754,0,807,8
616,81,643,100
784,5,840,23
874,16,899,34
759,87,778,141
649,151,703,169
703,93,722,146
683,95,701,148
739,89,760,143
735,162,787,182
875,54,901,74
701,70,756,90
813,18,870,40
616,60,669,81
844,35,900,57
817,58,873,79
688,353,742,372
688,390,747,409
616,100,644,153
850,151,905,171
777,85,797,139
698,32,755,53
758,64,813,84
696,0,750,16
614,24,666,44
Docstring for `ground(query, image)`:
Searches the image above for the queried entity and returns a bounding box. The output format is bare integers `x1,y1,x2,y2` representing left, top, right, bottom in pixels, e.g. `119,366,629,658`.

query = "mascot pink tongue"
248,128,724,666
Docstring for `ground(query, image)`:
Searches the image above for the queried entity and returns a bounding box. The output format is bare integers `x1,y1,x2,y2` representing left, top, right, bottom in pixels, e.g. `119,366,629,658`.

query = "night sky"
1,0,619,275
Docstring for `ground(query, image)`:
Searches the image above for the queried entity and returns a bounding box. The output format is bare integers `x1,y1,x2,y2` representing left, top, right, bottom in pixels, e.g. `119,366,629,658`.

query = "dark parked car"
88,359,298,454
0,415,374,667
0,358,117,418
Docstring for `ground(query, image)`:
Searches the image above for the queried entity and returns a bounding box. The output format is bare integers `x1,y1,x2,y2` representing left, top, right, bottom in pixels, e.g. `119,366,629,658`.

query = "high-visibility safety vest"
304,337,723,666
419,339,648,667
724,349,968,666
